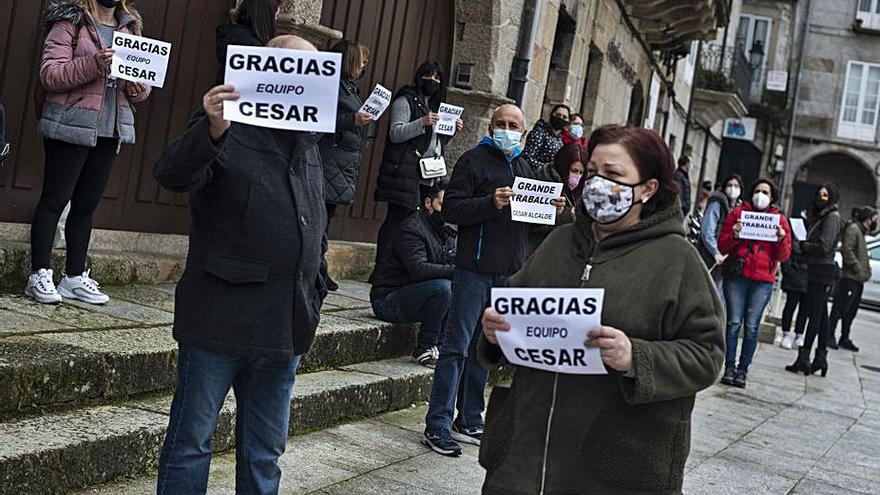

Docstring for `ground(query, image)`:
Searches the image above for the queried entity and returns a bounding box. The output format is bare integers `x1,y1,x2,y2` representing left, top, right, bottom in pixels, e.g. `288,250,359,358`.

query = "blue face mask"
569,124,584,139
491,129,522,154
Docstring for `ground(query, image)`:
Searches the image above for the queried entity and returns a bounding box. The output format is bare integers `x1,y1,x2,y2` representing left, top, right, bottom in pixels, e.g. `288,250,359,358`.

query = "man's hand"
494,187,514,209
95,48,114,69
203,84,239,142
354,112,373,126
421,112,440,126
585,326,633,373
482,308,510,345
551,196,566,215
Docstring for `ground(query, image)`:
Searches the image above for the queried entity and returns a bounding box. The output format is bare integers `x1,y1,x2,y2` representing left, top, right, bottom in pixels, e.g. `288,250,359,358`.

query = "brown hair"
586,125,678,218
77,0,142,30
552,142,588,192
747,177,780,205
331,40,370,81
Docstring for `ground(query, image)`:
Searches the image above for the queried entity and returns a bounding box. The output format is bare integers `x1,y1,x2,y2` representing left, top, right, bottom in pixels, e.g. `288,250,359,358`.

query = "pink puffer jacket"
38,2,151,147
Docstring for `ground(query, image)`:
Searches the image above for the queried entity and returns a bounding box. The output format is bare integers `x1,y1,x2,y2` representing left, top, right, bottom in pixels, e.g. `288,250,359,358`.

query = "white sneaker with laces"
795,333,805,348
780,332,794,350
24,268,62,304
58,270,110,305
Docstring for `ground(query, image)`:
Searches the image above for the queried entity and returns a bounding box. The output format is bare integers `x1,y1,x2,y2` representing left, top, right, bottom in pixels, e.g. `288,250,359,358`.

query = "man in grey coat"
830,206,878,352
153,35,328,495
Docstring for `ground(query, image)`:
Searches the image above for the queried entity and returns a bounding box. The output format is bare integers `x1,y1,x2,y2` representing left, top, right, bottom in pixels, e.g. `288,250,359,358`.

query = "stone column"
275,0,342,49
445,88,515,163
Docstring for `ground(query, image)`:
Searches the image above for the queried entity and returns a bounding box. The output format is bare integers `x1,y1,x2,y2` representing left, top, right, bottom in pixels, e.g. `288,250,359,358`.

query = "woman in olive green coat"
479,125,724,495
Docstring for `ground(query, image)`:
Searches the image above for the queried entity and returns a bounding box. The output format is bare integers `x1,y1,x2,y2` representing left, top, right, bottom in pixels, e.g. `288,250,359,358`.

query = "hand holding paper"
586,326,633,373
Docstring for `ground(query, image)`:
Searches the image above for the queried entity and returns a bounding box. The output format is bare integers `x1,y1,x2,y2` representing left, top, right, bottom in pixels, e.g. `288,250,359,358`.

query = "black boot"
785,347,810,375
838,339,860,352
827,337,839,350
325,274,339,292
720,367,735,386
733,369,747,388
810,349,829,377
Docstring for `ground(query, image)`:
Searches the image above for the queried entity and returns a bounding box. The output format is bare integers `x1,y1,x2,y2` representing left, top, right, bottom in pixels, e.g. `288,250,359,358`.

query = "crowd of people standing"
15,1,877,493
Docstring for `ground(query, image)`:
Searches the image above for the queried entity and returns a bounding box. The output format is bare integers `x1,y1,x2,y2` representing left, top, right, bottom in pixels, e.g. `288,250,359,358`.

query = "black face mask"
418,79,440,96
870,220,878,233
97,0,120,8
550,115,567,131
814,198,830,211
428,210,444,230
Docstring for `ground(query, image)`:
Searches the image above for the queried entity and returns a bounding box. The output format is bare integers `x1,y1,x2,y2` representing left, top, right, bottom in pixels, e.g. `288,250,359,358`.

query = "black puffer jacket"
319,79,369,204
370,209,456,298
215,23,262,85
781,243,808,294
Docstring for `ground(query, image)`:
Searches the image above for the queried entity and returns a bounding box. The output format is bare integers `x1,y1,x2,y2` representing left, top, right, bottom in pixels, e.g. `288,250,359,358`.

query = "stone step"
0,239,376,289
0,297,416,418
0,357,434,495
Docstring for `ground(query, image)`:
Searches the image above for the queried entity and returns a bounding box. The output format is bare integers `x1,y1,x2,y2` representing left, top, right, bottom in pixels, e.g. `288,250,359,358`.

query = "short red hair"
586,125,678,218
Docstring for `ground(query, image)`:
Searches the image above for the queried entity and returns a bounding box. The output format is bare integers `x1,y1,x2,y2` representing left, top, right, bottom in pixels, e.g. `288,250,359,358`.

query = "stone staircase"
0,238,441,494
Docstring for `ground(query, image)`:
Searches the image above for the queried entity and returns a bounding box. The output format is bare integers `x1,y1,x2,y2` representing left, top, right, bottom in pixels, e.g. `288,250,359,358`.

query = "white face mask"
725,185,741,201
582,175,646,224
752,191,771,211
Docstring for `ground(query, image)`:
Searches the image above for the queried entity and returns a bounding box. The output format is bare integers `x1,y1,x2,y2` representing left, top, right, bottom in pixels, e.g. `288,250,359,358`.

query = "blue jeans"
724,277,774,372
425,268,508,433
372,279,453,351
157,345,301,495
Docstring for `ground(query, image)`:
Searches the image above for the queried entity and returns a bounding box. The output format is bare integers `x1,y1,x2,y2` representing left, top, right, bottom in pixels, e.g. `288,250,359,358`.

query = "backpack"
0,102,8,164
33,22,81,120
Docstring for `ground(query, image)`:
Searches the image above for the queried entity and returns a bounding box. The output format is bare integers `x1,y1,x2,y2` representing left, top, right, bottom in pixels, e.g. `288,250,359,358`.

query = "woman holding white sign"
478,125,724,494
26,0,151,305
717,178,791,388
319,39,373,291
373,61,463,271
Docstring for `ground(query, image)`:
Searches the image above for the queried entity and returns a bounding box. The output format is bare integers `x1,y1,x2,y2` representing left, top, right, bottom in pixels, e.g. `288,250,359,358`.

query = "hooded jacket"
718,202,792,284
477,201,724,495
39,1,150,147
841,221,871,283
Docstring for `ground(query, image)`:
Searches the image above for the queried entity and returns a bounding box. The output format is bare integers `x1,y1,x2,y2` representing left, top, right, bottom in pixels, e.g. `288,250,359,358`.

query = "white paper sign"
510,177,562,225
359,84,392,120
790,218,807,241
223,45,341,132
741,211,781,242
766,70,788,92
491,288,607,375
110,32,171,88
434,103,463,136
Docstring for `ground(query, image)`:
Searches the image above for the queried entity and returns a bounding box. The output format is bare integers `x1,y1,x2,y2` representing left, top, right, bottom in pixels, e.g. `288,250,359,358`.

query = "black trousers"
830,278,864,342
781,291,809,335
802,280,833,356
31,138,117,274
374,203,416,271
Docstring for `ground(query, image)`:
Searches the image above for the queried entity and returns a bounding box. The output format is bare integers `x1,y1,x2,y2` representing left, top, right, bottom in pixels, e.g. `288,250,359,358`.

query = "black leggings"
781,291,808,335
802,280,832,356
830,278,864,342
31,138,117,274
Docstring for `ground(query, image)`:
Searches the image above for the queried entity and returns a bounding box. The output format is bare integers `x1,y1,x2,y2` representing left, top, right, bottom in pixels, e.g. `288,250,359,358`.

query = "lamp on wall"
748,39,765,70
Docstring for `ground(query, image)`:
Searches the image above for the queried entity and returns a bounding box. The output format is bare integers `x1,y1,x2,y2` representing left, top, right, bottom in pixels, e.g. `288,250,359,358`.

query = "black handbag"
722,242,753,279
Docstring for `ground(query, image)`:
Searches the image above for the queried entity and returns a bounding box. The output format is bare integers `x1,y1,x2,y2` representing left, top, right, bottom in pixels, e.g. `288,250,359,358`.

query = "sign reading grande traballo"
740,211,781,242
223,45,341,132
359,84,392,120
491,288,608,375
510,177,562,225
110,32,171,88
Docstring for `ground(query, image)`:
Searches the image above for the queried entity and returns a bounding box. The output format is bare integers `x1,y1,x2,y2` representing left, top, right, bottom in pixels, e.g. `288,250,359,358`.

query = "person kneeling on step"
371,182,456,368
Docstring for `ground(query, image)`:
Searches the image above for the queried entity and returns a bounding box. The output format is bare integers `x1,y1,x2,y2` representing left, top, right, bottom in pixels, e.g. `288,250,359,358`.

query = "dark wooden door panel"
321,0,453,242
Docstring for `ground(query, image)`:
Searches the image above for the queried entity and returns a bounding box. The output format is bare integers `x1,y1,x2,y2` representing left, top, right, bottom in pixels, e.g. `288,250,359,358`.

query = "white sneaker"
780,332,794,350
58,270,110,305
795,333,805,348
24,268,62,304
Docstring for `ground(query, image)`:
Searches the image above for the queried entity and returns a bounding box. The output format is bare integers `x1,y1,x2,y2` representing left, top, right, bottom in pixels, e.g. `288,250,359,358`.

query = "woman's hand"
202,84,240,142
421,112,439,126
354,112,373,127
777,225,786,241
482,308,510,345
95,48,114,69
714,253,728,266
586,326,633,373
733,221,743,240
126,82,147,99
456,118,464,131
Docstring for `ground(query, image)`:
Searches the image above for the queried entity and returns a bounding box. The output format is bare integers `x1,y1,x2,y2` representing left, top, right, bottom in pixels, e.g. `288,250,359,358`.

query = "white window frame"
857,0,880,31
838,60,880,142
737,14,773,72
682,41,696,86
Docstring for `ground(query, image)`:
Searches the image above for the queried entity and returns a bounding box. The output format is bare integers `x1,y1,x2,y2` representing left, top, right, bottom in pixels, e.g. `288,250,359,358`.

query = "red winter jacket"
719,203,792,284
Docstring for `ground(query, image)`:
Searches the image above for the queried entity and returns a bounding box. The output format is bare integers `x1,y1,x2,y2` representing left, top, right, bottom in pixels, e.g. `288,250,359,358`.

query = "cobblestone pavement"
82,309,880,494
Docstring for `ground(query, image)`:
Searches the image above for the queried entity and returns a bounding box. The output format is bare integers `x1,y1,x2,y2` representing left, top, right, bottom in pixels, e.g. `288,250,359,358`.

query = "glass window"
838,61,880,141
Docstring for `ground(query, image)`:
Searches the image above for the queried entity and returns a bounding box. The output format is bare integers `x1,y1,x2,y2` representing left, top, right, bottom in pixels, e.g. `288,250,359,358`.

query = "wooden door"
321,0,454,243
0,0,235,234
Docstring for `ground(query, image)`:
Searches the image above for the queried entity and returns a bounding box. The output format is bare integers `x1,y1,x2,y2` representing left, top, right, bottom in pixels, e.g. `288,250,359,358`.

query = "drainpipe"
508,0,543,107
782,0,813,213
718,0,734,72
681,41,703,157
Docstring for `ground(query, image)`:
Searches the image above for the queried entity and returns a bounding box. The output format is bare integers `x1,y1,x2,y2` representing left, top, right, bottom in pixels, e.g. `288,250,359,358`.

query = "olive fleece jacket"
477,202,724,495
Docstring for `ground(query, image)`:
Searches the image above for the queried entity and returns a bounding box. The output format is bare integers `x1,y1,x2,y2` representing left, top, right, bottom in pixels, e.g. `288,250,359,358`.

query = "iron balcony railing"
697,42,759,106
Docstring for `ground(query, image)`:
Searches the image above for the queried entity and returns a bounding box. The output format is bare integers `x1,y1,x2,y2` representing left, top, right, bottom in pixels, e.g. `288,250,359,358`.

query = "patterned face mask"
582,174,644,224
